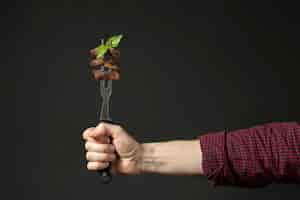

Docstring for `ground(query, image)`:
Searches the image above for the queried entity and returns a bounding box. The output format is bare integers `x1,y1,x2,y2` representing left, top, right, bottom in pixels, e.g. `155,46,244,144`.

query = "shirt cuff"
199,131,226,186
199,130,238,186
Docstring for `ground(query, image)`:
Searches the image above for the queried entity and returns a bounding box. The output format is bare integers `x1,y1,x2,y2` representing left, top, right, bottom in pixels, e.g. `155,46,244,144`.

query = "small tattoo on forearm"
140,158,165,172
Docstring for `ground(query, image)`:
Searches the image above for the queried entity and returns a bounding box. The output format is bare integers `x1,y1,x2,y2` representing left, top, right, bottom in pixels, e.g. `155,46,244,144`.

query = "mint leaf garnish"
95,34,123,59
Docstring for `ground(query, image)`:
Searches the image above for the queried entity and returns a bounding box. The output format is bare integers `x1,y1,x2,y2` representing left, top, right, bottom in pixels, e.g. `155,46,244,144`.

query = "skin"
82,122,204,175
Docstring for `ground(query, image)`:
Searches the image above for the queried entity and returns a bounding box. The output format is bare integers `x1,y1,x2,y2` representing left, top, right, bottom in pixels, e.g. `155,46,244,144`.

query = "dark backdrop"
9,0,300,199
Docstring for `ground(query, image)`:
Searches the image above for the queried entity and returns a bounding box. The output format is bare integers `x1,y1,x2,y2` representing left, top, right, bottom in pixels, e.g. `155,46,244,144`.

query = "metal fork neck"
100,93,111,121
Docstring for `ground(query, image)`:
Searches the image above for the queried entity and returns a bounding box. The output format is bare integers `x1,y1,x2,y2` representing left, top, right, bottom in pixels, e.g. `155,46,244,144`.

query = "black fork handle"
97,120,120,184
98,165,112,184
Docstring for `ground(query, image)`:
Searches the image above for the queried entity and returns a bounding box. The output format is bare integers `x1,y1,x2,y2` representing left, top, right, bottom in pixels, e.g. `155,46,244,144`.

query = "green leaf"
95,44,108,58
94,34,123,58
105,34,123,48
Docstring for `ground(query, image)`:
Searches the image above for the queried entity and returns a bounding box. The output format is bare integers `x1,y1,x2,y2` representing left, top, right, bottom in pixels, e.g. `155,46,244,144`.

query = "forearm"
137,140,203,175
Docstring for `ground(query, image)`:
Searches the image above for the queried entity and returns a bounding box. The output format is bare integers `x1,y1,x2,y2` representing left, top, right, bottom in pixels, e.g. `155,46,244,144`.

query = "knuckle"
98,123,105,129
82,128,94,139
96,123,106,134
87,164,91,170
87,162,92,170
85,142,90,150
86,152,93,161
87,162,96,170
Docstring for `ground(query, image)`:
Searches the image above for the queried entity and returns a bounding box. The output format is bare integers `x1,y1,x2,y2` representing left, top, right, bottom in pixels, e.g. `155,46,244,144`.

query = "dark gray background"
9,0,299,199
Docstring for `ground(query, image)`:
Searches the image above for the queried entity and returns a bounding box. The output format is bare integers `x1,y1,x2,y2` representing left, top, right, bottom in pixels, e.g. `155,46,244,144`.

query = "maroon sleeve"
199,121,300,187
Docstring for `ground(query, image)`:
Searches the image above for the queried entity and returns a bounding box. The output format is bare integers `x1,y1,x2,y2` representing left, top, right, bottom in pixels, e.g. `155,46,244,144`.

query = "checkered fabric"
199,122,300,187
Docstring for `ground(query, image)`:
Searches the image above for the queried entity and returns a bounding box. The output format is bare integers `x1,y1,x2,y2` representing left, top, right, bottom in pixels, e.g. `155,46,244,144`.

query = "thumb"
92,122,120,139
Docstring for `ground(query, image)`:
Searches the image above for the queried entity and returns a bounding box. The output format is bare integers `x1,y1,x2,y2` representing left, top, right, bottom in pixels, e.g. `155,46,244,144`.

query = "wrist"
137,143,163,174
136,140,203,175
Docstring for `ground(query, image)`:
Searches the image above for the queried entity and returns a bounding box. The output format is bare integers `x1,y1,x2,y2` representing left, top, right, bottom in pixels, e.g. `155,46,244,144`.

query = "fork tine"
100,80,105,96
99,68,112,122
100,80,112,96
108,80,112,94
99,67,113,98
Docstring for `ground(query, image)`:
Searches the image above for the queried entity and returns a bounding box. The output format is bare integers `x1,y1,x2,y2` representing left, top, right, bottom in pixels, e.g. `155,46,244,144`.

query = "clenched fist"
82,123,141,175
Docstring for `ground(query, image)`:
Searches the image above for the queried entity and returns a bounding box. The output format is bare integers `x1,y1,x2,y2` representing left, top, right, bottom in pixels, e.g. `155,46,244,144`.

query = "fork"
99,69,112,121
98,67,114,184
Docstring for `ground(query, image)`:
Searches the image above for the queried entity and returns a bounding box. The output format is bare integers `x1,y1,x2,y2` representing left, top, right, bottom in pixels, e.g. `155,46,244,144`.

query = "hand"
82,122,141,175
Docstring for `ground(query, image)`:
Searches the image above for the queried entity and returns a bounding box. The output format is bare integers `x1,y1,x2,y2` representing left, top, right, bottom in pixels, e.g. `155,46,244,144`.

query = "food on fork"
90,34,122,80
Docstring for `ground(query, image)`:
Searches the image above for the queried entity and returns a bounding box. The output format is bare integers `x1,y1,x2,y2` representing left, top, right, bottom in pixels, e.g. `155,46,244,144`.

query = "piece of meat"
92,69,120,80
89,48,121,80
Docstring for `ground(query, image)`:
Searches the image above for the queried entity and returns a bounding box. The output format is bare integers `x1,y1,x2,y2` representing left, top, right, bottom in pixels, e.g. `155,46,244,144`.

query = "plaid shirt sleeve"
199,121,300,187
